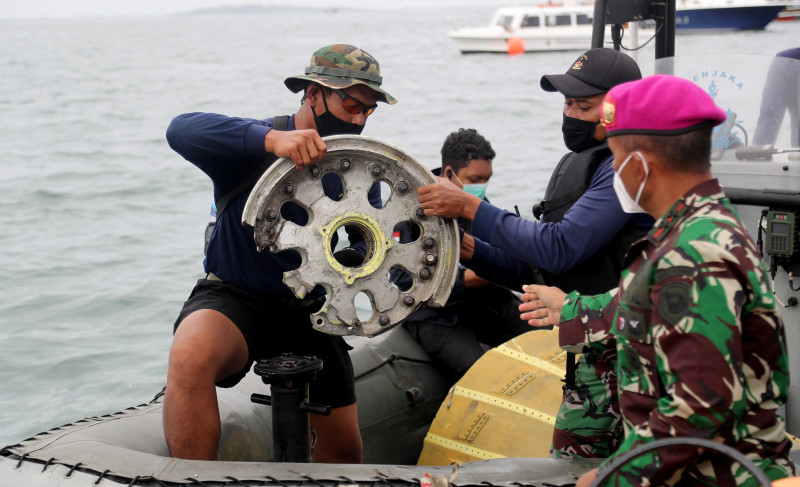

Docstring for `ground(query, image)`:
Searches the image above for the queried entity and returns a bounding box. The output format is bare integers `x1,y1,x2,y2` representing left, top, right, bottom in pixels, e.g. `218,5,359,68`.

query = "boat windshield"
640,53,800,162
494,15,514,29
545,14,572,26
521,15,540,27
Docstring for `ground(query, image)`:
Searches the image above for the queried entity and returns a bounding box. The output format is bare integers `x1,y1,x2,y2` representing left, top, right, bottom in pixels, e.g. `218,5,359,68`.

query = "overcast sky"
0,0,499,19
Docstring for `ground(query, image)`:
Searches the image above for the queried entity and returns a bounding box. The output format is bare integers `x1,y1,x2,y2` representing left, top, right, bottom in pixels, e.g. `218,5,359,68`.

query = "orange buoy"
506,36,525,56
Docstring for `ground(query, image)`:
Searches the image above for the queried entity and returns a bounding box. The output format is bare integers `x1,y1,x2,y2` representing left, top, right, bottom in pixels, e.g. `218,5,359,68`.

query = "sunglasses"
330,89,378,117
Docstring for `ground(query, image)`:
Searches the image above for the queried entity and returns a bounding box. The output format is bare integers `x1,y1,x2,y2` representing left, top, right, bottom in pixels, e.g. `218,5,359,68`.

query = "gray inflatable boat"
0,327,595,486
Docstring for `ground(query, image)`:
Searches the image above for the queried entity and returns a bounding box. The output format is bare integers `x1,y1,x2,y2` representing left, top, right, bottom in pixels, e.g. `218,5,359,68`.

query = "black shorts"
173,278,355,408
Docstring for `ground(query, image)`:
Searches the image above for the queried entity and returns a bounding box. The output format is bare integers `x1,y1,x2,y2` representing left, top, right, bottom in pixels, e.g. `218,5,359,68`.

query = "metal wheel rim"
242,135,459,337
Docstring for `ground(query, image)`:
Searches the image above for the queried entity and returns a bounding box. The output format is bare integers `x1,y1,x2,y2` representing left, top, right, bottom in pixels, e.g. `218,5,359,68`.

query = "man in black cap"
417,48,652,459
164,44,395,462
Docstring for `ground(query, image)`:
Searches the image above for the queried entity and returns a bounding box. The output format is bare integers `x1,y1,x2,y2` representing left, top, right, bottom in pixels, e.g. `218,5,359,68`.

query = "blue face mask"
462,183,488,200
450,170,488,200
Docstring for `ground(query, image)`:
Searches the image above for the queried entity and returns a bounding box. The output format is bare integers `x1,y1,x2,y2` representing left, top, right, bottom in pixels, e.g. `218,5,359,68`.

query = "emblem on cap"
571,54,588,70
601,98,616,128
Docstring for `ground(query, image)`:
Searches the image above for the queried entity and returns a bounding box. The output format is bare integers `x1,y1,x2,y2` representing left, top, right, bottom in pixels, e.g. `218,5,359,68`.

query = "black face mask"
312,92,365,137
562,114,602,153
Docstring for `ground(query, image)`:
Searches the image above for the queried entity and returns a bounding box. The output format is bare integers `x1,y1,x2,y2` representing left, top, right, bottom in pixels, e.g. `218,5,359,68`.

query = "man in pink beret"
519,75,796,486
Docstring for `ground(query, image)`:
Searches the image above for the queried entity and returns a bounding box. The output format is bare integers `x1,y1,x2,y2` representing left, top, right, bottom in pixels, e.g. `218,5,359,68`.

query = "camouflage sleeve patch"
658,281,691,326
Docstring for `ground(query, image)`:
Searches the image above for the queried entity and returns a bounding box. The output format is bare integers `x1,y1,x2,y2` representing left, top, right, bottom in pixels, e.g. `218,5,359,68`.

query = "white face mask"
613,151,649,214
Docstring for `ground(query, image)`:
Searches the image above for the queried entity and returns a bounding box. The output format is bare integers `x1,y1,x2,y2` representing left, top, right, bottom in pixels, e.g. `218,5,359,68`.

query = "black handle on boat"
250,393,271,406
735,144,800,160
724,187,800,209
590,437,772,487
251,393,330,415
299,400,331,416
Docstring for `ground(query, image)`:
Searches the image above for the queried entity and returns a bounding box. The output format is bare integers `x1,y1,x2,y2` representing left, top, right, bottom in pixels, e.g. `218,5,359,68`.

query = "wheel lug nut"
308,165,321,178
424,253,437,265
419,268,432,280
415,207,426,219
403,295,416,307
266,209,279,221
283,183,295,196
370,164,383,176
378,314,390,326
422,237,435,249
339,159,351,171
397,181,410,193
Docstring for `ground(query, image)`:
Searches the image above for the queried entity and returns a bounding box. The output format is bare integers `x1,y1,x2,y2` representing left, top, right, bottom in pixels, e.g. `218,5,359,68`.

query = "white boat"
448,0,791,54
447,4,602,54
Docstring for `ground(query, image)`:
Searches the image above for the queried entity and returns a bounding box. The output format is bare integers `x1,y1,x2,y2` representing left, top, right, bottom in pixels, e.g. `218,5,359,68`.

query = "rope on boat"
126,475,170,487
223,476,253,486
150,386,167,403
371,474,395,486
265,475,295,487
302,473,330,487
590,437,774,487
353,354,434,381
185,477,212,486
4,448,514,487
65,462,83,478
41,457,56,472
11,452,28,469
94,469,112,485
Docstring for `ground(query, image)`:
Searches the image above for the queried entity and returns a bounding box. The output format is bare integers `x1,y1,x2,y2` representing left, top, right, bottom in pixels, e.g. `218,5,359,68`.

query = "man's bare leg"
163,309,249,459
310,403,363,463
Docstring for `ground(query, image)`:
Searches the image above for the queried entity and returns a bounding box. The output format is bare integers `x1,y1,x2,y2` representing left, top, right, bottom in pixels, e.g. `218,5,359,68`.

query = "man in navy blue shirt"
164,44,395,462
418,48,652,459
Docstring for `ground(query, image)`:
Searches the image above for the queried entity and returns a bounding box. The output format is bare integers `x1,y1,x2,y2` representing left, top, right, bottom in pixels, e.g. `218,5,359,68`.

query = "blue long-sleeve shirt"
466,155,653,290
166,112,378,297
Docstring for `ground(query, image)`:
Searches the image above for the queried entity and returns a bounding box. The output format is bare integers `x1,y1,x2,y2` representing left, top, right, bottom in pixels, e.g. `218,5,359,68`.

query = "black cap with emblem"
540,48,642,98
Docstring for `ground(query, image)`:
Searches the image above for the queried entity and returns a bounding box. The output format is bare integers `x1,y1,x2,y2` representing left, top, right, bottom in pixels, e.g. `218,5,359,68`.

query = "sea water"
0,6,797,446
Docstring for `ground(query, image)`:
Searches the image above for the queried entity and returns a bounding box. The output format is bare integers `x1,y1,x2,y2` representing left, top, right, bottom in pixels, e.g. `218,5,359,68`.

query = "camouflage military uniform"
551,349,621,459
558,179,795,485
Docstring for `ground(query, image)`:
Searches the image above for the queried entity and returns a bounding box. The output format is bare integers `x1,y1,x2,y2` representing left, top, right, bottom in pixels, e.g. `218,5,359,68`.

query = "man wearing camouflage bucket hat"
284,44,396,105
163,44,394,462
520,74,795,486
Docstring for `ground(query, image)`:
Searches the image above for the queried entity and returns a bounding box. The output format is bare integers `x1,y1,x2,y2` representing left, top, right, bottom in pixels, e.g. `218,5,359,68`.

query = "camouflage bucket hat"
284,44,397,105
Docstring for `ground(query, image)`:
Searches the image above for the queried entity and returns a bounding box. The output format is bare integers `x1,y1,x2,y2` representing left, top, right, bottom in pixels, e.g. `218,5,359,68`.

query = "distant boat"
674,0,789,30
774,2,800,20
447,4,604,54
447,1,789,54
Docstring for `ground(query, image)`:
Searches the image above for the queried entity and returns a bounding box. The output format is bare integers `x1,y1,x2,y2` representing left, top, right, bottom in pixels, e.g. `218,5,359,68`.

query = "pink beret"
600,74,727,137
